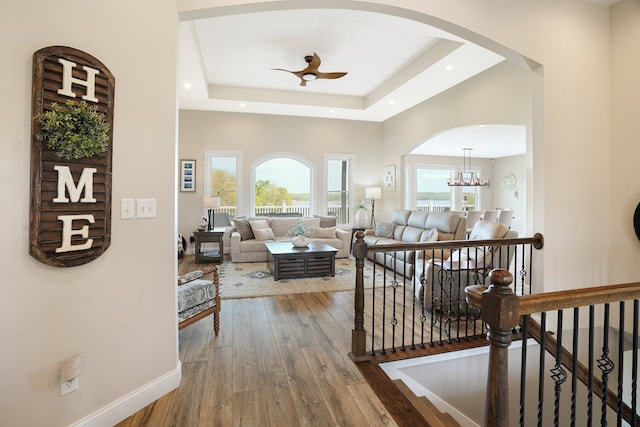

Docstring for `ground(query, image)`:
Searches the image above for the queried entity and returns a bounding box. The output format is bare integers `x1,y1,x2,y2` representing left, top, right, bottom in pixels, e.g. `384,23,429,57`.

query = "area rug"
217,258,398,299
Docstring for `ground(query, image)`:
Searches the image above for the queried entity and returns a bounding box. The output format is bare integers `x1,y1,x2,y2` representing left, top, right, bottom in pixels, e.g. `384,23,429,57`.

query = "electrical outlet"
60,377,79,396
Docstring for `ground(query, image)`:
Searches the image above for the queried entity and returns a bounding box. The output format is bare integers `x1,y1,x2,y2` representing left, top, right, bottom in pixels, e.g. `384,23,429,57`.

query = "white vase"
355,209,369,228
291,235,310,247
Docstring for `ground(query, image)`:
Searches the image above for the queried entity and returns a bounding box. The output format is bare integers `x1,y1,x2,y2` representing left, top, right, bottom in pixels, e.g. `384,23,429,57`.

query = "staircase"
393,379,461,427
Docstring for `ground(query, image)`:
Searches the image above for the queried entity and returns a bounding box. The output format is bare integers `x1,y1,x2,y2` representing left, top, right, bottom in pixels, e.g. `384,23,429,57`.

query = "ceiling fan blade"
316,72,348,80
306,52,321,73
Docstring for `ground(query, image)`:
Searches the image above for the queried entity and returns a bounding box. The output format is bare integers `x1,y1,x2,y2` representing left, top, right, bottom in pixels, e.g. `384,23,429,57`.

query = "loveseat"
230,215,351,262
414,220,518,314
362,210,467,277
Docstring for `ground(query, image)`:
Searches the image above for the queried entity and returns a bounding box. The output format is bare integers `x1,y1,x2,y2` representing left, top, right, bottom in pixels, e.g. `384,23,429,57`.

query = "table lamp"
203,196,221,231
365,187,382,228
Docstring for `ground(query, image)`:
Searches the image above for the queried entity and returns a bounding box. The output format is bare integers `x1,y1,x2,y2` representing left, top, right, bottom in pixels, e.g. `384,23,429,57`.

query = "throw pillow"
420,228,439,242
374,221,394,238
253,228,275,241
469,220,509,240
312,226,336,239
249,219,270,232
301,217,321,231
232,218,254,241
314,215,337,228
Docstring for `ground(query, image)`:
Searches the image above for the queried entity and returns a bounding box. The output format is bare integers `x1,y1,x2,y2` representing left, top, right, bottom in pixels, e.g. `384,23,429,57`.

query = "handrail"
363,232,544,254
465,270,640,426
519,282,640,314
466,281,640,315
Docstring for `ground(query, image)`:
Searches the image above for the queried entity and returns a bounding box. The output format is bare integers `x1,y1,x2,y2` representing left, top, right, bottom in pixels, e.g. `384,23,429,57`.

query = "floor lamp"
203,196,221,231
365,187,382,228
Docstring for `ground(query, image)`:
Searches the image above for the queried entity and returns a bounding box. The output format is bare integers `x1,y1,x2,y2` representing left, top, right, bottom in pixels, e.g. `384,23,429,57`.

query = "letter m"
53,166,97,203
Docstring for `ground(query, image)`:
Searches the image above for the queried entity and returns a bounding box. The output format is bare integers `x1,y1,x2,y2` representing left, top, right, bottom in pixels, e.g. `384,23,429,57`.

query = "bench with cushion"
177,266,220,334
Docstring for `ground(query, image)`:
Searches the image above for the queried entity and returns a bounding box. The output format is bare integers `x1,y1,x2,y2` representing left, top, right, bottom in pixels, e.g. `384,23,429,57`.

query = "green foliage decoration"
35,100,109,160
288,222,310,237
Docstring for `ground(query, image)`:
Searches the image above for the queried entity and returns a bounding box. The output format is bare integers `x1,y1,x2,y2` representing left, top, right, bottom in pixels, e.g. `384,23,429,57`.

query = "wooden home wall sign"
30,46,115,267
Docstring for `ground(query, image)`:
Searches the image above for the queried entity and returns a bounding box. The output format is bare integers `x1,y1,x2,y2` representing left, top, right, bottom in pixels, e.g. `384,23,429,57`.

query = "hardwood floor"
116,255,400,427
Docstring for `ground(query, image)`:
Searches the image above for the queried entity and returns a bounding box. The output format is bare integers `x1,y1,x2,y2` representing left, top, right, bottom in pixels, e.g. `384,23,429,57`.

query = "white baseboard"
70,361,182,427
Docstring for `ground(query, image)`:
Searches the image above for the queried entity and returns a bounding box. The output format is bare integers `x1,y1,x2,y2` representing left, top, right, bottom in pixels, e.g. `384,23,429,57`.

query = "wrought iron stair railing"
466,273,640,426
350,232,544,361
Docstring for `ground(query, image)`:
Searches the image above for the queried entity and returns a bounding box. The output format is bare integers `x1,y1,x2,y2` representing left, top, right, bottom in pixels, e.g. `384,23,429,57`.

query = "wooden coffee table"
264,241,338,281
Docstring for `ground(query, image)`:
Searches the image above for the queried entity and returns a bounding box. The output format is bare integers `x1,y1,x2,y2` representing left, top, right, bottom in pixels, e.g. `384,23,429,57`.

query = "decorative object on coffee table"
291,234,310,247
288,222,310,247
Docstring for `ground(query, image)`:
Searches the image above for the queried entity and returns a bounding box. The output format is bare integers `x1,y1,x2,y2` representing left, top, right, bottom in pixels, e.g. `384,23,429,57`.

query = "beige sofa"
230,215,351,262
362,210,467,277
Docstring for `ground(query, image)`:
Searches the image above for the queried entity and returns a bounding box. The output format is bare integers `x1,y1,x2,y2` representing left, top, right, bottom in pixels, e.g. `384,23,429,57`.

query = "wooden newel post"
481,269,519,427
350,230,368,361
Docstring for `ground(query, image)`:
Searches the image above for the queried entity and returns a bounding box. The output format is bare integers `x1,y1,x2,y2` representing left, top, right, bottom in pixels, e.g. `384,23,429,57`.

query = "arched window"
253,156,313,216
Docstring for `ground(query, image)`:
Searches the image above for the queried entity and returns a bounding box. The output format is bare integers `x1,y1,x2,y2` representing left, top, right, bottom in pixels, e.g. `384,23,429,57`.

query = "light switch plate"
121,199,135,219
61,354,82,380
137,199,156,218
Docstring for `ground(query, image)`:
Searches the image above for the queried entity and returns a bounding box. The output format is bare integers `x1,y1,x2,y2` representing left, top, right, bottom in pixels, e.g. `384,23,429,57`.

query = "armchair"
177,266,220,334
415,220,518,315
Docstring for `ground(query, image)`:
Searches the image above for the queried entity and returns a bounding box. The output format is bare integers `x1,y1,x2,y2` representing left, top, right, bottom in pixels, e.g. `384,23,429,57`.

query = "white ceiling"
178,4,611,158
409,124,526,159
178,8,505,124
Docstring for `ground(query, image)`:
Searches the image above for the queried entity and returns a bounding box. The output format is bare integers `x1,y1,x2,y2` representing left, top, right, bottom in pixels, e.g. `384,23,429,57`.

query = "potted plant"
288,222,310,247
35,100,110,160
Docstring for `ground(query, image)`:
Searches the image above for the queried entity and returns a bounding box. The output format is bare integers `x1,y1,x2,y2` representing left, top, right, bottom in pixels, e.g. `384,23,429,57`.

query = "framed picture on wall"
180,159,196,192
384,164,396,191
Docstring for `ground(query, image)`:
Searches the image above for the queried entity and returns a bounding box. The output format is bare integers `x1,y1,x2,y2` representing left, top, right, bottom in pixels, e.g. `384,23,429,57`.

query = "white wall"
609,0,640,283
492,155,527,236
177,110,383,239
1,1,179,426
384,60,532,227
3,0,639,425
367,1,611,291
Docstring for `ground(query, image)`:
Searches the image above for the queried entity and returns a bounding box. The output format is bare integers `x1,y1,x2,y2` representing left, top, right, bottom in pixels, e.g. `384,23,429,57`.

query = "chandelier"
447,148,490,187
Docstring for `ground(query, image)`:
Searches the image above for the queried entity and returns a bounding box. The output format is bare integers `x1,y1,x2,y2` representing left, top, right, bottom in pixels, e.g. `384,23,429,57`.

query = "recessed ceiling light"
388,100,395,105
445,64,454,71
183,82,192,89
329,109,336,114
240,103,246,108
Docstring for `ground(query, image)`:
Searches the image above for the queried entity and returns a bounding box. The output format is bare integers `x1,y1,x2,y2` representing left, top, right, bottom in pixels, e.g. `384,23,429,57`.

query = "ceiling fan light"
302,72,317,81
